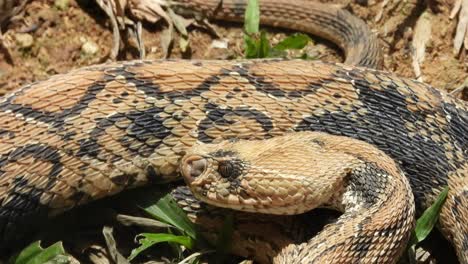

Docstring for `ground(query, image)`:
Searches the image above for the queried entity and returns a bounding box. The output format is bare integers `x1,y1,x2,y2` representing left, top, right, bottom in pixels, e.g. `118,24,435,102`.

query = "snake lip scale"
0,0,465,263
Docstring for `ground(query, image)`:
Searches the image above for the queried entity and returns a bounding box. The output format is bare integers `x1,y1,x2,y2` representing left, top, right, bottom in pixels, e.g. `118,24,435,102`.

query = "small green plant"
8,241,70,264
129,192,233,263
129,194,199,261
406,186,449,263
243,0,312,58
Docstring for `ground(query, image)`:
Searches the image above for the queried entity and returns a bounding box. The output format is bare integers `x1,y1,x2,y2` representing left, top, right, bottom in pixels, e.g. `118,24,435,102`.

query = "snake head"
180,149,253,209
179,136,325,215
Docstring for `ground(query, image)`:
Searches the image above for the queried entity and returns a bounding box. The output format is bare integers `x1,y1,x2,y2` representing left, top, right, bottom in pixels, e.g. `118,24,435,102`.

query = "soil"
0,0,465,262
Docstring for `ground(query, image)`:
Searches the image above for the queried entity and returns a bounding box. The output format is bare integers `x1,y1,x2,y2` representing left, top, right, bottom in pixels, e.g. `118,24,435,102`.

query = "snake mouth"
180,155,207,184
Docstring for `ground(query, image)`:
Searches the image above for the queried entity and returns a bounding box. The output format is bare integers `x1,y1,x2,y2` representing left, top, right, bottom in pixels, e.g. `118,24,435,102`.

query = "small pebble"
54,0,69,10
81,41,99,55
15,33,34,48
211,39,229,49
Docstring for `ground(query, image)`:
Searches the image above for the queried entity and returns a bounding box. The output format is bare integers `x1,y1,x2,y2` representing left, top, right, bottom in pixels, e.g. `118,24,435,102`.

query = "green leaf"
9,241,69,264
142,193,197,240
272,33,312,51
244,0,260,35
43,255,69,264
410,186,449,246
9,241,42,264
26,242,67,264
128,233,193,261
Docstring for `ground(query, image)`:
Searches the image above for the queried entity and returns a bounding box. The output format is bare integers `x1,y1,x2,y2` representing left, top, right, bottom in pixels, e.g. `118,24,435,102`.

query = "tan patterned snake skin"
0,0,465,263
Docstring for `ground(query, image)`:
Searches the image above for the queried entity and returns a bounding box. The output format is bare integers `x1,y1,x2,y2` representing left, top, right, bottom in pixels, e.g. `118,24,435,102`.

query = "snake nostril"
183,156,207,180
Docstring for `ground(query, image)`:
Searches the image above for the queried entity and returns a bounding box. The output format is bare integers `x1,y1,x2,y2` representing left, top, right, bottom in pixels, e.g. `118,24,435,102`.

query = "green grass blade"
244,0,260,34
410,186,449,246
128,233,194,261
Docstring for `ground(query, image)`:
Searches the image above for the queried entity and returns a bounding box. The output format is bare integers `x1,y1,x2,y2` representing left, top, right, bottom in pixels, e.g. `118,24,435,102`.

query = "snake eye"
218,159,244,179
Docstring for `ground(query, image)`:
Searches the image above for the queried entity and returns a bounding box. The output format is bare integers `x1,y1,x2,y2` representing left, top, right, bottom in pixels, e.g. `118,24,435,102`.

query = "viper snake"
0,0,465,263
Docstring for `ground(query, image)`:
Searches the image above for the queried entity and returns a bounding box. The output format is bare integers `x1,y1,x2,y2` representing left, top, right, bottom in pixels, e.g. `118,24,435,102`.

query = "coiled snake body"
0,0,466,263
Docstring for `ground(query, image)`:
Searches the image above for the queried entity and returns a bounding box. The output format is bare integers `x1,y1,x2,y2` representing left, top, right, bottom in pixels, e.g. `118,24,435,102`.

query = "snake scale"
0,0,466,263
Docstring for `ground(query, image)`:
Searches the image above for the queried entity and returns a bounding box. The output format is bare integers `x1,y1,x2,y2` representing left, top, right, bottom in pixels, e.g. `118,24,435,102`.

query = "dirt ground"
0,0,466,262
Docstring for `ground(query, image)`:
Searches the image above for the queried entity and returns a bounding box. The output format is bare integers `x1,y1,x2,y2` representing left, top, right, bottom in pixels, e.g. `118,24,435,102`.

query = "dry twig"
451,0,468,55
411,10,432,81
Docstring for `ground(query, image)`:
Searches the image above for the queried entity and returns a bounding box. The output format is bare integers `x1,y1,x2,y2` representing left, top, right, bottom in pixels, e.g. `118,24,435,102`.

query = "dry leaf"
160,27,173,58
128,0,170,24
167,8,193,37
103,226,130,264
